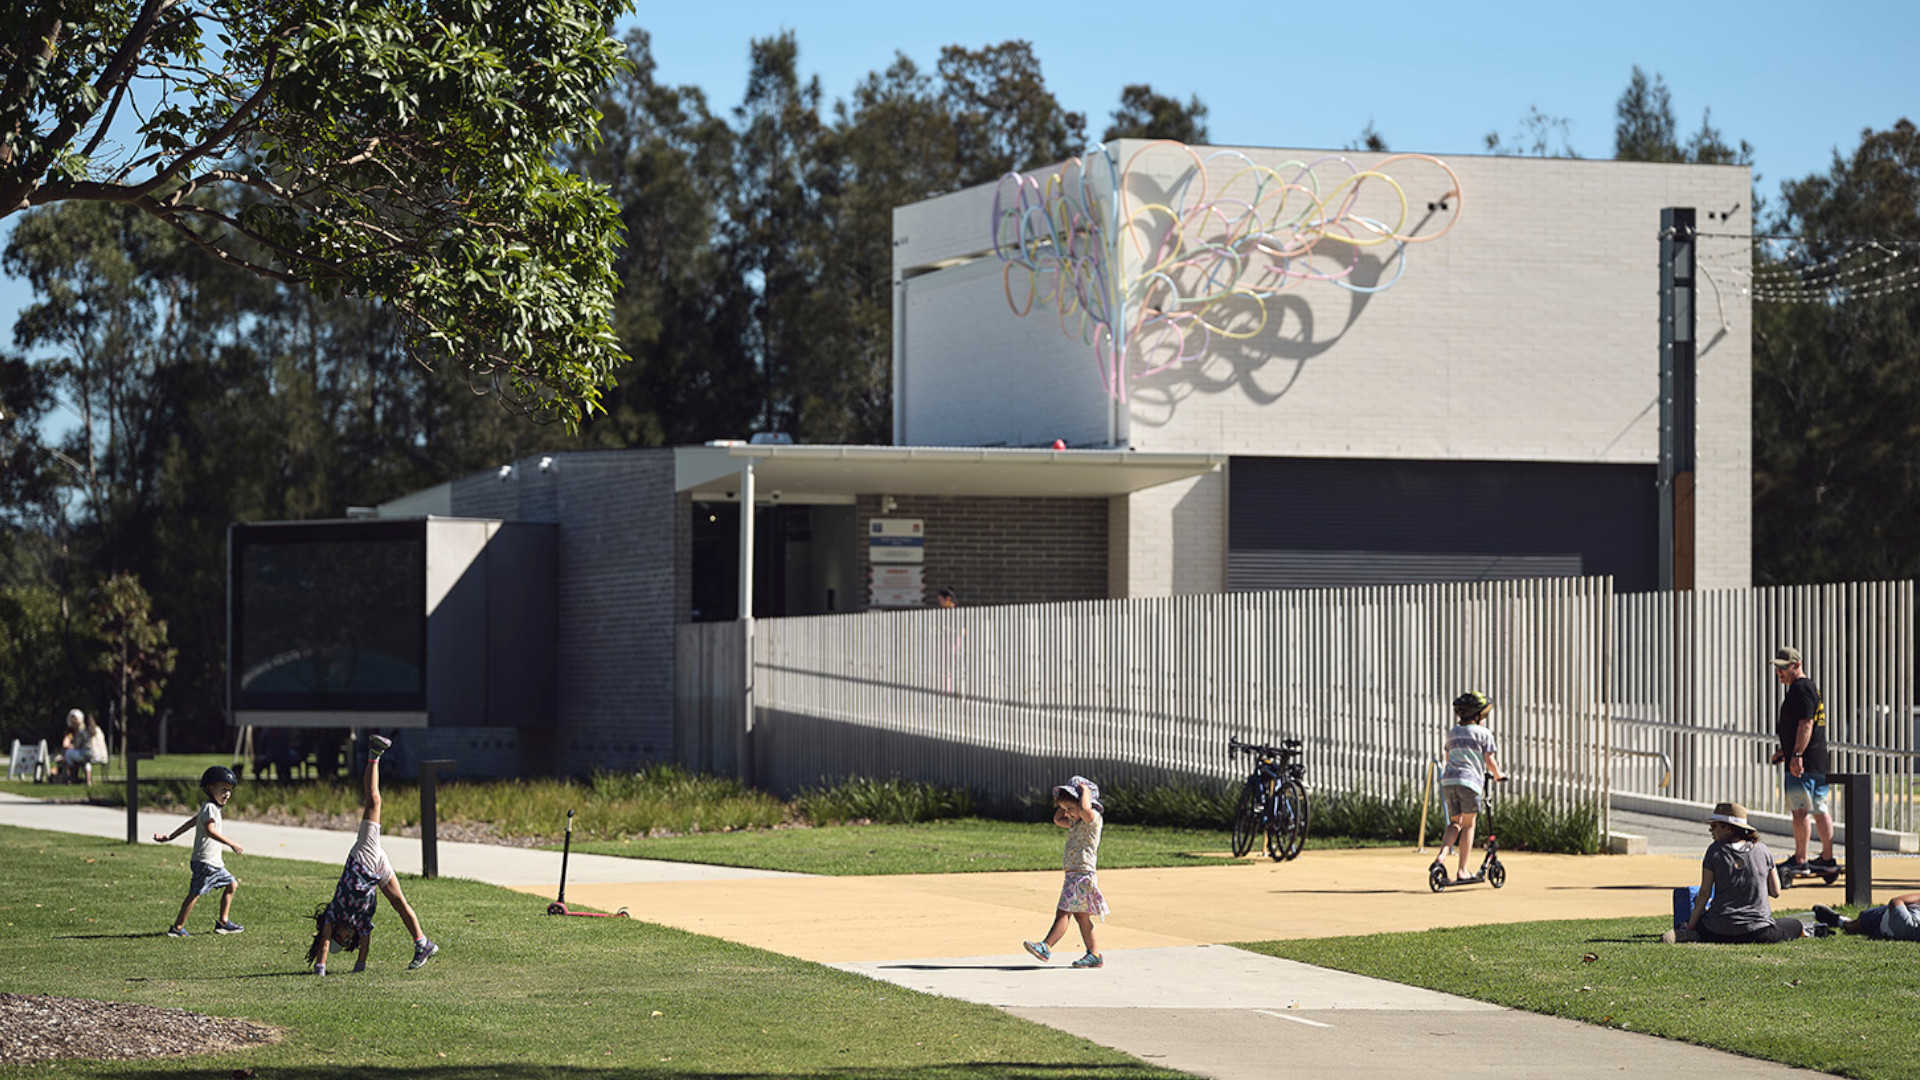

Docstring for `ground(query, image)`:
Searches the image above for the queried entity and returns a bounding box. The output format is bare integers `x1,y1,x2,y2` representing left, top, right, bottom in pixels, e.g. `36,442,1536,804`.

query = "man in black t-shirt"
1769,646,1835,874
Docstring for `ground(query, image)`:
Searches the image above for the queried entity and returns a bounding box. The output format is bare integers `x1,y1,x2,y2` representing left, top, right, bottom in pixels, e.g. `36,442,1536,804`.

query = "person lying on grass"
1665,801,1808,944
305,736,438,975
1814,892,1920,941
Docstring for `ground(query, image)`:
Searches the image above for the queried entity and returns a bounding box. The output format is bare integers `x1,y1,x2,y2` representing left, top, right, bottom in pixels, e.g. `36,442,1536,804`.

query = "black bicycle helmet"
1452,690,1492,721
200,765,239,793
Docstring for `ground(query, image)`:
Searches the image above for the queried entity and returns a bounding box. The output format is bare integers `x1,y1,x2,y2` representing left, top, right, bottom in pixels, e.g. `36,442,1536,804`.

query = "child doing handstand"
306,735,439,974
1023,775,1106,969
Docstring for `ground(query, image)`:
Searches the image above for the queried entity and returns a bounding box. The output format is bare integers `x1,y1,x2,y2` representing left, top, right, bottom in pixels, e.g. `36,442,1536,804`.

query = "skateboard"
1779,862,1842,888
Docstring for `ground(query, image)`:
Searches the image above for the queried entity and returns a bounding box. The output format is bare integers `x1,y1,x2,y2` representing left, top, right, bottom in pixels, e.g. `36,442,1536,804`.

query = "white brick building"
894,141,1752,593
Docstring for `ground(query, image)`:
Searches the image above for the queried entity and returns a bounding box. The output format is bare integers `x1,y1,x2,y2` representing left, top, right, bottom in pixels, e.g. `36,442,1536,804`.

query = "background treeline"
0,33,1915,754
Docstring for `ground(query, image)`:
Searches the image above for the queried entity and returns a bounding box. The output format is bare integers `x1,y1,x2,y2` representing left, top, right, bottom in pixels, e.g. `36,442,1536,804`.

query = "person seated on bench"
1665,801,1808,943
57,710,107,787
1814,893,1920,941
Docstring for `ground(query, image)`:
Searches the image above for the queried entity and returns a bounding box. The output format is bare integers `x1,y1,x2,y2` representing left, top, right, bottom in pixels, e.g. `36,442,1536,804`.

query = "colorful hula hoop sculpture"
991,140,1463,399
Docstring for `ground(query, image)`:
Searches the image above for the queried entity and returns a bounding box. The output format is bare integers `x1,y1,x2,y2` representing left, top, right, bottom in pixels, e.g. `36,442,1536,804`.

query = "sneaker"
213,920,244,934
1810,854,1840,871
1071,952,1104,968
1780,858,1810,877
1812,904,1843,927
1811,924,1835,938
369,734,393,753
408,939,439,969
1022,940,1051,962
165,926,189,938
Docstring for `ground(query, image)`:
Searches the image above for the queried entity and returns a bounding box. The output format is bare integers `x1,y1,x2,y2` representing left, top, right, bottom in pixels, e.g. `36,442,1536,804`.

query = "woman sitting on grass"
1665,801,1807,944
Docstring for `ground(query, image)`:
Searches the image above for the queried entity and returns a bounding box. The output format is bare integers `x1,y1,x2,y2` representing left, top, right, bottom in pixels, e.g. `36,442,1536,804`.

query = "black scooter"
1428,780,1507,892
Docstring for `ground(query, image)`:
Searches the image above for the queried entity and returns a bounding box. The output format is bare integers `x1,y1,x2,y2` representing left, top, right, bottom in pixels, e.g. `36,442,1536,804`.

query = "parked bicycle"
1227,737,1310,861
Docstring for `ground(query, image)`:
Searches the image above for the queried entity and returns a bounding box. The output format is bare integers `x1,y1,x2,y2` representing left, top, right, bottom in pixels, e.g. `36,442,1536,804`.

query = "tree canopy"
1,0,635,429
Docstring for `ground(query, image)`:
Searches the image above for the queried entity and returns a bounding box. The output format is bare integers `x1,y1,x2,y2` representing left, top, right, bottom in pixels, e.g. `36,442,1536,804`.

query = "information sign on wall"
868,564,925,608
868,518,925,564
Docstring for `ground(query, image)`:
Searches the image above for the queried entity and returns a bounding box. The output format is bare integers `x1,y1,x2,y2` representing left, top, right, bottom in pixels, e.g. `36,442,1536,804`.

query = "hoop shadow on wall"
1127,244,1395,425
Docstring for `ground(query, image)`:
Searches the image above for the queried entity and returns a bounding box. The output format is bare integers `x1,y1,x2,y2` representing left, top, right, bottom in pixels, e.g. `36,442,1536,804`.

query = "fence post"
1832,771,1873,907
125,753,155,844
419,759,455,879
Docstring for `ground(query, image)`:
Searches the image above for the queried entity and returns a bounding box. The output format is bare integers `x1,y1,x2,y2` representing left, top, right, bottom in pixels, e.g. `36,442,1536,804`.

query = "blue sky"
4,0,1910,359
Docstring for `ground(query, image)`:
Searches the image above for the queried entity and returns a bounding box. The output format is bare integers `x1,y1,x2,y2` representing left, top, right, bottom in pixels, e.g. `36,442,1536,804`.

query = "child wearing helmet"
152,765,246,936
1429,691,1506,883
305,735,438,975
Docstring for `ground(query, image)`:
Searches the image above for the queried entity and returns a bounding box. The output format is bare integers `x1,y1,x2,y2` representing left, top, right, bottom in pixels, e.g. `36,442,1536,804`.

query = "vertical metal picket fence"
700,577,1613,832
677,578,1915,840
1611,581,1915,833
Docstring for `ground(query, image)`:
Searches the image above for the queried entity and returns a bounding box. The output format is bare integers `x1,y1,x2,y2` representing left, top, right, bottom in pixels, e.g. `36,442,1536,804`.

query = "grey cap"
1770,646,1802,669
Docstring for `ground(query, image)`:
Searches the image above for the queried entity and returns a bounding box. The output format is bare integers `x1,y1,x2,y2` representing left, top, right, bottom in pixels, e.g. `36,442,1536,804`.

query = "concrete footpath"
0,791,796,885
5,793,1889,1078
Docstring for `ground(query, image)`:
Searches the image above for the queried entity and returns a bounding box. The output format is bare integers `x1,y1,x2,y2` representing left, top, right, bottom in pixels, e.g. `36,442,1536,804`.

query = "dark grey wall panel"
1228,457,1657,591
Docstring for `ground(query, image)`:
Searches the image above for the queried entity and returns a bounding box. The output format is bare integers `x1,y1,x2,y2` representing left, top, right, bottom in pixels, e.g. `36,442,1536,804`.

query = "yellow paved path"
510,848,1920,962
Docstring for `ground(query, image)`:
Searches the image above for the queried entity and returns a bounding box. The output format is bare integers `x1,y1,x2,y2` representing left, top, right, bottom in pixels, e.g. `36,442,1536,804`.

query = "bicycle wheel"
1230,779,1260,858
1277,779,1308,861
1264,788,1285,862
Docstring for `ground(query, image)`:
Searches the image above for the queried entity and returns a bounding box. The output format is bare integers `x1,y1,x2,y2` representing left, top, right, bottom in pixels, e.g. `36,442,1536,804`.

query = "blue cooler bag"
1672,885,1713,929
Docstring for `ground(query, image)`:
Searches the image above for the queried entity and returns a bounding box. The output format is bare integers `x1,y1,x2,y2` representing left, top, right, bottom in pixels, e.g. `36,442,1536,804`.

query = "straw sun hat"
1706,801,1760,840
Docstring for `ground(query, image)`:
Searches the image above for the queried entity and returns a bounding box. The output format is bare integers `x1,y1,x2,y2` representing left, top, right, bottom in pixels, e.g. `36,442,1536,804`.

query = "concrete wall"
1109,471,1226,596
852,494,1109,609
450,450,680,773
894,144,1752,588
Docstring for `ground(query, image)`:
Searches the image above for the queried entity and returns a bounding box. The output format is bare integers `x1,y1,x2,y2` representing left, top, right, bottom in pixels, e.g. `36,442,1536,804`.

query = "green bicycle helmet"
1452,690,1492,721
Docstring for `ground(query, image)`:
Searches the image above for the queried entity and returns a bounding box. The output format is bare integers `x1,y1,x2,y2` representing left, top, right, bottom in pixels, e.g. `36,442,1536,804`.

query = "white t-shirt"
191,802,224,867
1440,724,1500,793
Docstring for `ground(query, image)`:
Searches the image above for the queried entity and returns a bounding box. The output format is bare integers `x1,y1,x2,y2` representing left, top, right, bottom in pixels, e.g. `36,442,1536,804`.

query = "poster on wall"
868,518,925,564
869,564,925,608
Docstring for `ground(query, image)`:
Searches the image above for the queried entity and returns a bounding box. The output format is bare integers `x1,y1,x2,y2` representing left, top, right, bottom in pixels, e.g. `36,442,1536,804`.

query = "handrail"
1608,745,1672,789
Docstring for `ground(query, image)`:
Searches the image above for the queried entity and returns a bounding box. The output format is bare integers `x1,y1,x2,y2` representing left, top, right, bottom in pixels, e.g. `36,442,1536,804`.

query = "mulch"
0,993,280,1064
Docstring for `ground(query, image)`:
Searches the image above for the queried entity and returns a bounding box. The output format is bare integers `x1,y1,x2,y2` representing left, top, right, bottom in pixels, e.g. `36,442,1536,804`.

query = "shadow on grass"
106,1065,1171,1079
54,932,171,940
1583,933,1666,944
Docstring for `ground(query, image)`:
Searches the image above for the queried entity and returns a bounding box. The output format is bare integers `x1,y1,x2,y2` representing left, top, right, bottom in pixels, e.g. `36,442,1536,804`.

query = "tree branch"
19,0,180,198
0,14,66,207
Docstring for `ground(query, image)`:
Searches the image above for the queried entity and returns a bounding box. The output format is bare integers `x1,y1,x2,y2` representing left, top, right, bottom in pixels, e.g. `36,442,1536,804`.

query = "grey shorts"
189,860,235,896
1442,784,1484,817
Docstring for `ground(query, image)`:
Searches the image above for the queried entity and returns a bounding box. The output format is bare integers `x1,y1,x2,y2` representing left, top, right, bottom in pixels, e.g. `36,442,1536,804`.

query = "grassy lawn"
0,824,1193,1079
1,753,239,798
1249,915,1920,1080
568,818,1399,875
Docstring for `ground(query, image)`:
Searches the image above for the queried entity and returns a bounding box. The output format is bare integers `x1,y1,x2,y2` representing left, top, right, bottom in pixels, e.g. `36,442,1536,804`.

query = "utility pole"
1658,207,1697,592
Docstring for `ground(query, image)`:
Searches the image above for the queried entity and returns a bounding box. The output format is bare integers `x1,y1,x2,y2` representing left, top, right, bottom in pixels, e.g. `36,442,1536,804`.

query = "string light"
1684,230,1920,306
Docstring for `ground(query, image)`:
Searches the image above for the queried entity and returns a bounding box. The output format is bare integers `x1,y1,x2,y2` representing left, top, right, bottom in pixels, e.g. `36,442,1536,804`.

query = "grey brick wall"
853,494,1108,609
450,449,681,774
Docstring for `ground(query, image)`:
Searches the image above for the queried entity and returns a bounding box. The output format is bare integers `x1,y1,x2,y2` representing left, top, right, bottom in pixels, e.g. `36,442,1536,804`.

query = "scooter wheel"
1822,873,1840,885
1428,863,1448,892
546,902,567,915
1488,862,1506,889
616,907,631,918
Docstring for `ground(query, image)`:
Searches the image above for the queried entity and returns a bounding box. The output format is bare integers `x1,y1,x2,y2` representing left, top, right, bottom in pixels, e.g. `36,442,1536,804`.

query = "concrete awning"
675,444,1223,502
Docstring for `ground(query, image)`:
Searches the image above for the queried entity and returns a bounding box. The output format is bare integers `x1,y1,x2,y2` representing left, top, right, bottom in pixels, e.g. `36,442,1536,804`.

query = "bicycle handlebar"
1229,736,1302,759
